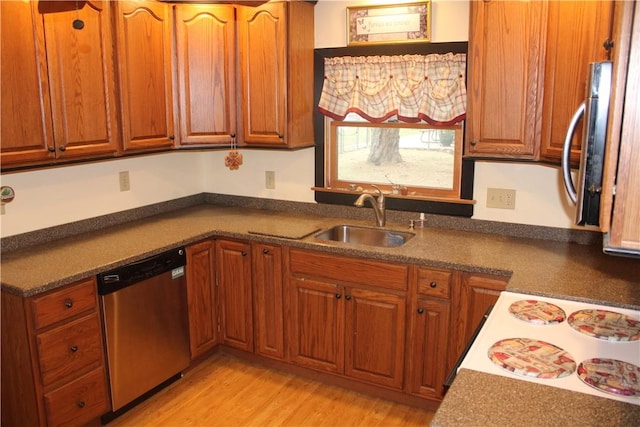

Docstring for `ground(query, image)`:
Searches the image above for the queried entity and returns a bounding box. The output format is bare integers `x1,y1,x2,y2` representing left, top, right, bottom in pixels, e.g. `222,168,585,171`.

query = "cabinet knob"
278,134,284,139
64,299,73,308
263,248,269,254
430,281,437,288
169,135,175,140
470,140,477,146
70,345,78,352
58,145,66,152
241,251,247,256
335,293,342,299
48,146,56,153
345,295,352,301
603,39,614,51
230,133,236,138
77,401,85,408
417,307,424,314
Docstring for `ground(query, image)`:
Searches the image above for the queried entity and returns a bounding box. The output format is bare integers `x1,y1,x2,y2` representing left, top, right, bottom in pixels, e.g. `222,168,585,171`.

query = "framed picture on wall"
346,2,431,46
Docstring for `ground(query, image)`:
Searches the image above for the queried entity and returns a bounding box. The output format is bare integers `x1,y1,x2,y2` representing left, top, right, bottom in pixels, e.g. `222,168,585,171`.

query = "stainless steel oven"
98,248,190,422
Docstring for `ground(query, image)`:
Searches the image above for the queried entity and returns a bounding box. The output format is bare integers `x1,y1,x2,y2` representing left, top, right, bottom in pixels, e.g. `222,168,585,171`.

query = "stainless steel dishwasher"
98,247,190,422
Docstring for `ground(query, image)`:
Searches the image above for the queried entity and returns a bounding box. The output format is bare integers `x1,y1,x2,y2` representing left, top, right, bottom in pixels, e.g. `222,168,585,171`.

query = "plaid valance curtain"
318,53,466,125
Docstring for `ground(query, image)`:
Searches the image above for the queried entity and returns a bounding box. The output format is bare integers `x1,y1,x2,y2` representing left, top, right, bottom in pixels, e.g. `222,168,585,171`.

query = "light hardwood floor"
107,352,436,427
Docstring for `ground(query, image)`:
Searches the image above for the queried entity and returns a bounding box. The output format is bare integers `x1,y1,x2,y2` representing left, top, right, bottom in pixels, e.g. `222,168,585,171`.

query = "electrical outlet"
265,171,275,189
487,188,516,209
119,171,131,192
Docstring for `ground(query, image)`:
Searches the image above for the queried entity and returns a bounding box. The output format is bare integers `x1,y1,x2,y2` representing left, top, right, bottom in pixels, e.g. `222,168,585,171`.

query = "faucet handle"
371,185,384,199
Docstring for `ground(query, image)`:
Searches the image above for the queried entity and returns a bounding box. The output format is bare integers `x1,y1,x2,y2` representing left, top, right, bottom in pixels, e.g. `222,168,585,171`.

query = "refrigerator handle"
561,102,585,204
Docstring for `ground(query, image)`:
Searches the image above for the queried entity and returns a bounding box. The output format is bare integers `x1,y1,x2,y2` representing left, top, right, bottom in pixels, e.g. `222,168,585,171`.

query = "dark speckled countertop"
2,203,639,425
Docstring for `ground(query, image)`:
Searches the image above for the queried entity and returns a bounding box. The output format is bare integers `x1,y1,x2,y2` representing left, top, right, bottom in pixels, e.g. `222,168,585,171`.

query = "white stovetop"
460,291,640,406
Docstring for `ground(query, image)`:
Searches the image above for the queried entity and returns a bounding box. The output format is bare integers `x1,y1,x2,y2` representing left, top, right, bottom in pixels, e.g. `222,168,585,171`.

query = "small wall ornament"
224,135,243,170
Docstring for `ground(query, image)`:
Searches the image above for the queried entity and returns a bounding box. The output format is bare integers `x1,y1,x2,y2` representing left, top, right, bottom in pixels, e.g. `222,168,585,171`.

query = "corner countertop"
1,204,639,426
2,204,638,308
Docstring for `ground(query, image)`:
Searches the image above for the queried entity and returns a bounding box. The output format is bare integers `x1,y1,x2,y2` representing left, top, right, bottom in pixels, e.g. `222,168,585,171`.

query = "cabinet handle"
70,345,78,352
417,307,424,314
263,248,269,254
241,251,247,256
430,281,437,288
58,145,66,152
48,146,56,153
345,295,352,301
335,293,342,299
64,299,73,308
77,401,85,408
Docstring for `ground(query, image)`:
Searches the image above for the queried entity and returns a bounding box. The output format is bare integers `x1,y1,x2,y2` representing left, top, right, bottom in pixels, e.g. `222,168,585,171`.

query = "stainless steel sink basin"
315,225,415,248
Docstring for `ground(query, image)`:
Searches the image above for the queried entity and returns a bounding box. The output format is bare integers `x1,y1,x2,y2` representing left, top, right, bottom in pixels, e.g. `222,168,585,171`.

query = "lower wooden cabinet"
186,240,218,359
286,249,408,390
407,267,453,400
252,243,285,360
448,272,508,372
1,278,110,427
217,239,254,352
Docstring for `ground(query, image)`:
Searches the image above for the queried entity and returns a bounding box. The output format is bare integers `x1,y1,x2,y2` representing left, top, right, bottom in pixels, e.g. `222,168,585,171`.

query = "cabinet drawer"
417,268,452,299
289,249,408,291
30,278,97,330
44,367,109,427
37,313,104,387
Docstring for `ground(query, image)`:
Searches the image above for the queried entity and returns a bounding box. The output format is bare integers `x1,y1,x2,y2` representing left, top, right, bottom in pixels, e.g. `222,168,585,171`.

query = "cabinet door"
603,1,640,253
407,297,450,399
237,2,286,146
114,0,175,151
43,0,119,160
539,1,614,164
252,243,284,360
344,287,405,390
186,240,217,359
448,273,507,372
174,4,237,146
216,240,253,352
1,1,55,166
287,277,343,374
465,1,546,158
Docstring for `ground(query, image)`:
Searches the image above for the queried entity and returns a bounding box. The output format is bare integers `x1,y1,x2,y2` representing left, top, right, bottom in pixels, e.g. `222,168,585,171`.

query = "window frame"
313,42,475,217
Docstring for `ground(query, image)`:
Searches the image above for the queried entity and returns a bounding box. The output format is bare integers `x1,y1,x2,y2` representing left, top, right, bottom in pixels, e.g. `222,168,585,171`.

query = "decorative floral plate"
488,338,576,379
509,300,566,325
567,309,640,342
577,358,640,397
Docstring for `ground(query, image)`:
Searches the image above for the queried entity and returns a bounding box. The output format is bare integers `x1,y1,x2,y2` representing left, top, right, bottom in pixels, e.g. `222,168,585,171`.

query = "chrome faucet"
354,185,386,227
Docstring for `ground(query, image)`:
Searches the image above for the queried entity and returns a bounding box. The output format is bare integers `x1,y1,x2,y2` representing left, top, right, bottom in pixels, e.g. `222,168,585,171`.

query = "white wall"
0,0,583,238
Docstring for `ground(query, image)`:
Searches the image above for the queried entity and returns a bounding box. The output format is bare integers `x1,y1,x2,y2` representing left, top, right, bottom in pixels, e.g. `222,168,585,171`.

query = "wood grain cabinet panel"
186,240,218,360
252,243,285,360
174,4,237,146
1,1,118,168
217,239,253,352
465,0,545,158
286,249,406,390
237,1,314,148
1,277,109,427
539,0,614,164
114,0,176,152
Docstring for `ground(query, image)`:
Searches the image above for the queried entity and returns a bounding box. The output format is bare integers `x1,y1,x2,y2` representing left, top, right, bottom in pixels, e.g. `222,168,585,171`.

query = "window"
314,42,475,217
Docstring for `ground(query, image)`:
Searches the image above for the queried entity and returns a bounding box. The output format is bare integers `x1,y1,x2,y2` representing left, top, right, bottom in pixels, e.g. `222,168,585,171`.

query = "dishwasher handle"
97,248,186,295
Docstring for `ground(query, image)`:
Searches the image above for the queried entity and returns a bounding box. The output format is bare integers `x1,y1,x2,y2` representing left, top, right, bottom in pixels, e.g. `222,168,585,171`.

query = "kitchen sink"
315,225,415,248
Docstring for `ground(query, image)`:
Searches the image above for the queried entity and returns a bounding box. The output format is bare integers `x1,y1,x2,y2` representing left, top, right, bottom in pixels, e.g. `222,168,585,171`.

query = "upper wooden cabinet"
465,1,546,158
174,4,237,146
539,1,614,163
1,1,119,168
466,1,614,163
601,1,640,255
113,0,176,152
237,1,315,148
